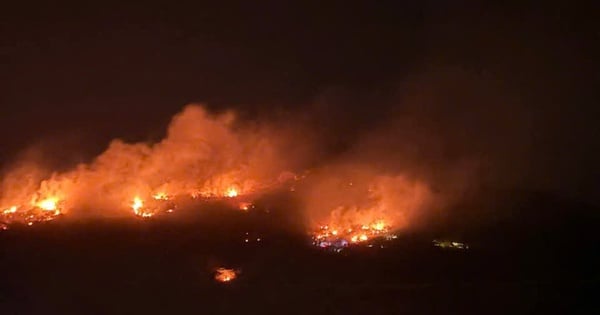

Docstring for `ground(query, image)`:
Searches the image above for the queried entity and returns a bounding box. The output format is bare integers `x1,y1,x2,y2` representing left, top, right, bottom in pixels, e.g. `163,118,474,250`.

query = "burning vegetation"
312,220,398,251
0,105,293,224
0,105,436,250
1,197,63,226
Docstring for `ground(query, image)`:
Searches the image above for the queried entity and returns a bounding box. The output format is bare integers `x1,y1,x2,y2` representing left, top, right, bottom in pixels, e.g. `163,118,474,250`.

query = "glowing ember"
214,268,238,282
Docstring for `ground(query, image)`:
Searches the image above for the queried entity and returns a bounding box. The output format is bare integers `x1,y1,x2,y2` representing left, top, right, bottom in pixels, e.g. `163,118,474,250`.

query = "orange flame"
131,197,148,217
214,268,238,282
36,197,59,211
225,187,239,198
153,192,169,200
3,206,17,214
313,218,394,248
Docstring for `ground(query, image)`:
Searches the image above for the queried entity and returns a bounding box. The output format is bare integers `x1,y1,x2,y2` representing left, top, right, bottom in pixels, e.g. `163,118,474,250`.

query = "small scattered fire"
153,192,169,200
238,202,252,211
312,220,397,250
130,193,178,218
3,206,17,215
0,196,63,225
189,185,252,199
214,268,238,282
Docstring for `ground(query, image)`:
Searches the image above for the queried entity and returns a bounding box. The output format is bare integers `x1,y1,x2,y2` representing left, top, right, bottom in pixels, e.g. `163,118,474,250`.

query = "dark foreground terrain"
1,194,599,314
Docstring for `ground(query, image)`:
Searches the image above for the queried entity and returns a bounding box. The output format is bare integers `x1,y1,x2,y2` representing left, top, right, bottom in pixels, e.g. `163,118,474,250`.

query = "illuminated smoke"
303,164,433,241
0,105,297,221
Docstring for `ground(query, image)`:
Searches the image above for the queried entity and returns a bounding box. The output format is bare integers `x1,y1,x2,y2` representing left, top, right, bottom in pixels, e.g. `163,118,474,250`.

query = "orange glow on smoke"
0,105,293,225
306,169,431,250
214,268,238,282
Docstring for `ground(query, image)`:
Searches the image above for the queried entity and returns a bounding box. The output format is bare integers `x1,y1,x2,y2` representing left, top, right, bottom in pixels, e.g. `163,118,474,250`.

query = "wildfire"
214,268,238,282
0,104,430,248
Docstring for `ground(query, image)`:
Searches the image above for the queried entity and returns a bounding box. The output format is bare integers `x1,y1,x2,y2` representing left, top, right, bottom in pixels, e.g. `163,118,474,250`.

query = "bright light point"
131,197,143,213
225,188,238,198
372,221,386,231
37,198,59,211
359,234,368,241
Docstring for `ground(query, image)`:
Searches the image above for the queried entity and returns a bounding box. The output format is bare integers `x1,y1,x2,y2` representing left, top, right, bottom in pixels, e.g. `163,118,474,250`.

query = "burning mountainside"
0,105,296,224
0,105,434,252
303,165,432,249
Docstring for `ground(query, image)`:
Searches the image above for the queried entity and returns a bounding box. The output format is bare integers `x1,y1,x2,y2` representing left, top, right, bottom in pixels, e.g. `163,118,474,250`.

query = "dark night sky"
1,1,599,200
